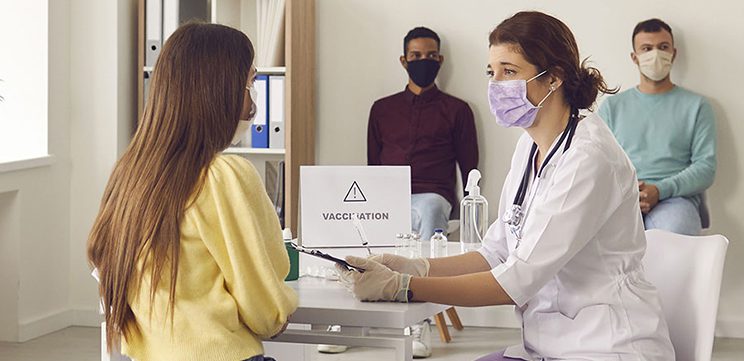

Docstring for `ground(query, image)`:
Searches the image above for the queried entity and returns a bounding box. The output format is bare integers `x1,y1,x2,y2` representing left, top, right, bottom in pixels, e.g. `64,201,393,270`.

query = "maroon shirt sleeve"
367,102,382,165
455,103,479,191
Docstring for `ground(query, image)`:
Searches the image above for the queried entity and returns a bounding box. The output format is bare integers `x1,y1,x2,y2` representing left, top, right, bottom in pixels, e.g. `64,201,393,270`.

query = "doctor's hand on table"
336,256,412,302
368,253,430,277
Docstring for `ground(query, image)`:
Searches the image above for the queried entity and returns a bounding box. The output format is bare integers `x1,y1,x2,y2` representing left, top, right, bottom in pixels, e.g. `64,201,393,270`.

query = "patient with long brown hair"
87,22,297,361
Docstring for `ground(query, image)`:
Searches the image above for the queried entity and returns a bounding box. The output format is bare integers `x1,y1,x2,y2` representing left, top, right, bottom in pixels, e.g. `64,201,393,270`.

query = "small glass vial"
411,232,422,258
401,233,413,258
394,233,405,256
430,228,448,258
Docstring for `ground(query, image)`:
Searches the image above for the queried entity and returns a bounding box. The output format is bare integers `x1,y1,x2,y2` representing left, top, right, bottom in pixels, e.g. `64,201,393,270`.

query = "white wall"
316,0,744,337
68,0,137,323
0,0,136,341
0,0,49,162
239,0,258,45
0,0,72,342
0,190,20,340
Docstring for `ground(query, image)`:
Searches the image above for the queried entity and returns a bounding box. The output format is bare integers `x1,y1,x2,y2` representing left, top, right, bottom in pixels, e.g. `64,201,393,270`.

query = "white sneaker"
406,320,432,358
317,325,349,354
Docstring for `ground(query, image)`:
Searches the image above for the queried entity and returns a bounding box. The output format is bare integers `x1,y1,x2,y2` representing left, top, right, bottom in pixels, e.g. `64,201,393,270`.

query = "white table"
268,277,450,361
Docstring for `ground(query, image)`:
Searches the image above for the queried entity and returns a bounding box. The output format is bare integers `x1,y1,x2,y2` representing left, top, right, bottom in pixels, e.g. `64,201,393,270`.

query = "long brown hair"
489,11,617,110
87,22,254,350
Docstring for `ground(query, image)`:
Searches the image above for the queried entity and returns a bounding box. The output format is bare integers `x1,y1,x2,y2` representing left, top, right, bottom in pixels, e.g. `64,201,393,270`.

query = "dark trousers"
244,356,276,361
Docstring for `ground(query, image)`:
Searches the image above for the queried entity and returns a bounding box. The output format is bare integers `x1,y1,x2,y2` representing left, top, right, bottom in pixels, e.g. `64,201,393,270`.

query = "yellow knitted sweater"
121,155,298,361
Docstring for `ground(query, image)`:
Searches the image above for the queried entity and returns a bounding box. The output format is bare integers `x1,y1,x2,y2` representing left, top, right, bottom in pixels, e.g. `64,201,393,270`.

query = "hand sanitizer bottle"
460,169,488,253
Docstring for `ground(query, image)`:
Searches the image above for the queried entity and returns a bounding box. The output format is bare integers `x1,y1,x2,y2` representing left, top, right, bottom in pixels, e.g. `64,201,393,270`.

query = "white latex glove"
368,253,430,277
337,256,412,302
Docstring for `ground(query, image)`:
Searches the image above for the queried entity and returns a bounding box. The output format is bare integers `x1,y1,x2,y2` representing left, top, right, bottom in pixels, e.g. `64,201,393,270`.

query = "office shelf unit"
256,66,287,74
223,67,288,155
136,0,316,235
224,147,286,155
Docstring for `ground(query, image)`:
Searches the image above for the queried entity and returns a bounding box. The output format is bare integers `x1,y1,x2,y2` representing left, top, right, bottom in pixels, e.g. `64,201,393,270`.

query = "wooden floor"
1,326,742,360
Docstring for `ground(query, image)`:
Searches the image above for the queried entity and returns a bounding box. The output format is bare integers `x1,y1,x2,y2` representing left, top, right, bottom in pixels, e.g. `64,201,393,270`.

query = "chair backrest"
643,229,729,361
101,322,132,361
94,269,132,361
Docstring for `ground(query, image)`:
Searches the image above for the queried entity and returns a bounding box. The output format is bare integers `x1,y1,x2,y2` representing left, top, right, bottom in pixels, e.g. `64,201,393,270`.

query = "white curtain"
256,0,286,67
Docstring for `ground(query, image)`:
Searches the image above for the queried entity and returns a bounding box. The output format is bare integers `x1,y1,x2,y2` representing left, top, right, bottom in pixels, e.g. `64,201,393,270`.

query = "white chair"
643,229,729,361
101,322,131,361
94,268,131,361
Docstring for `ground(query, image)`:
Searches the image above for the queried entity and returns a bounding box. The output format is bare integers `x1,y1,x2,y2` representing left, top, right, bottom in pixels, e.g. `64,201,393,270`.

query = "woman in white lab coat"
339,11,675,360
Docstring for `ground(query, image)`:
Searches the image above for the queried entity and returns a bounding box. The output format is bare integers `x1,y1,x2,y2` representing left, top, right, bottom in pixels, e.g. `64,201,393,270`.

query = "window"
0,0,49,163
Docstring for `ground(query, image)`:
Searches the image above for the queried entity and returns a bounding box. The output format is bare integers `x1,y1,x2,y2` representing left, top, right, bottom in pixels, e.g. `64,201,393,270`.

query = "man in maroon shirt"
319,27,479,358
368,27,479,242
363,27,478,358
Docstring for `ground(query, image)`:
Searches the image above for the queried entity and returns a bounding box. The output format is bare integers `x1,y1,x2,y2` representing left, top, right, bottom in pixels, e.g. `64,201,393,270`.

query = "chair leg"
445,307,464,331
433,312,451,343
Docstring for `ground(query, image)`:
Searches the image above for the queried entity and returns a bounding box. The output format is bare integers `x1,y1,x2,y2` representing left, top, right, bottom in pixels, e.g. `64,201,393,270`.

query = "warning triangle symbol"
343,181,367,202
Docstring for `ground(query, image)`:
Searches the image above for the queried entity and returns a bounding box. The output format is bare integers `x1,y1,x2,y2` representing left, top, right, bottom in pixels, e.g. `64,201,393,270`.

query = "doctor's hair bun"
490,11,618,111
567,59,619,111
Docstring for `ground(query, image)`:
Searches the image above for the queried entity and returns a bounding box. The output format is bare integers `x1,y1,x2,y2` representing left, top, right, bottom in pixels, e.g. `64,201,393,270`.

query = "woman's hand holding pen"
337,256,412,302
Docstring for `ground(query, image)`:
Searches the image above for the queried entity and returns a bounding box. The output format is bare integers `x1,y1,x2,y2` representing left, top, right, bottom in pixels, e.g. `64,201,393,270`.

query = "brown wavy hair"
489,11,617,110
87,22,254,350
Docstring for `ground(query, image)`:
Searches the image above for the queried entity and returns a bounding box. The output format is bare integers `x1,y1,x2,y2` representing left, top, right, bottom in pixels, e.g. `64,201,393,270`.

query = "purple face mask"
488,70,553,128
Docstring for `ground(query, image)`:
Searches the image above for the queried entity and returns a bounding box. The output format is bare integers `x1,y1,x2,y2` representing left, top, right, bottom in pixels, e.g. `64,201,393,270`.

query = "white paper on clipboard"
300,166,411,248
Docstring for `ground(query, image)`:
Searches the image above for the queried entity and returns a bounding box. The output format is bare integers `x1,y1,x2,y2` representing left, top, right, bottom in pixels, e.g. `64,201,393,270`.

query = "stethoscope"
502,110,580,245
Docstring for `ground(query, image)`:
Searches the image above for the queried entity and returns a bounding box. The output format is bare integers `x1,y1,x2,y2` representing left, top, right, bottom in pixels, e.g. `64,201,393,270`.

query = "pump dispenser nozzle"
465,169,482,197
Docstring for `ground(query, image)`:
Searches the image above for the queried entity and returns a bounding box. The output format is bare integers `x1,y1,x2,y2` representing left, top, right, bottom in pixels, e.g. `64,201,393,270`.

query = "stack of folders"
265,160,285,227
252,75,285,149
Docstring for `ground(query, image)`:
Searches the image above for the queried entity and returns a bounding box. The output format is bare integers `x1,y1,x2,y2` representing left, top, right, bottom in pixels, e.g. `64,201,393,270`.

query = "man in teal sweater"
599,18,716,236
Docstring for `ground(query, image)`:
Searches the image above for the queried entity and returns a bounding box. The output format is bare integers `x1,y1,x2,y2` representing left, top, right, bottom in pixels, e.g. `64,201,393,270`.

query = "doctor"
339,11,675,361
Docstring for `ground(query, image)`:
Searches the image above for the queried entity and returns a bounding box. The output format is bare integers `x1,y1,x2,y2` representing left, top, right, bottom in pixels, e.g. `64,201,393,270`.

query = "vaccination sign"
300,166,411,248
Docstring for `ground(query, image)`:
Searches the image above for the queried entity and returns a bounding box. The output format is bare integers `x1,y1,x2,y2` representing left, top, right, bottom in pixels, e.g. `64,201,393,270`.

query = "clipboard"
288,243,365,273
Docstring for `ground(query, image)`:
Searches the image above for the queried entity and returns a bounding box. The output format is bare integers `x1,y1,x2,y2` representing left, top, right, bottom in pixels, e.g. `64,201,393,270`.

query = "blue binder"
251,75,270,148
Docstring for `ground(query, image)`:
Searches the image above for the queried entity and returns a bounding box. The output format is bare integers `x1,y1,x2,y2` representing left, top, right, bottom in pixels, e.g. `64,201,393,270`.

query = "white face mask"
231,120,251,145
231,86,258,145
637,49,673,81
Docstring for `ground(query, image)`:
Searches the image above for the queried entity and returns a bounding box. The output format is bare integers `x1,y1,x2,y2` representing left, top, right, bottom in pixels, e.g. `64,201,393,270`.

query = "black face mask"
406,59,441,88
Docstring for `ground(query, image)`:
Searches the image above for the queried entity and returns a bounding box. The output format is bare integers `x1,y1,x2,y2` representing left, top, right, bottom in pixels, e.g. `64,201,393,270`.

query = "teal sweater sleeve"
656,100,717,199
597,98,612,126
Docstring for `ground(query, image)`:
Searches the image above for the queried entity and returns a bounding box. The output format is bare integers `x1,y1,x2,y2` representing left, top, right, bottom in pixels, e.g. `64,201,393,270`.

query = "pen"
351,214,372,255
